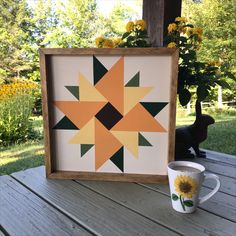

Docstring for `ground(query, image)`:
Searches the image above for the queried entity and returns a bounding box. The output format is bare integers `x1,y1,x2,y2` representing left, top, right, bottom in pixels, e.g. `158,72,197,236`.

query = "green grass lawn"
176,113,236,155
0,112,235,175
0,140,44,175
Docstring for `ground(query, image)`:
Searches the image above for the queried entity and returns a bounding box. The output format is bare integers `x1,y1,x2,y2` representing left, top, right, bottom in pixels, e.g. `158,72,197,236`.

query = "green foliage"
182,0,236,67
0,0,34,80
0,80,40,145
165,18,235,106
182,0,236,103
104,3,139,37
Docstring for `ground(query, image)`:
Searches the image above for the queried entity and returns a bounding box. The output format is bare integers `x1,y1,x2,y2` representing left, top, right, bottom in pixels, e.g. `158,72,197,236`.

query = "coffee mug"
167,161,220,213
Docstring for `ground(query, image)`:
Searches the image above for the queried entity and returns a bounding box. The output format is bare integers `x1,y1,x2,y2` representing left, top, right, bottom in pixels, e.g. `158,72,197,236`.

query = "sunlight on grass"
0,157,19,166
0,140,44,175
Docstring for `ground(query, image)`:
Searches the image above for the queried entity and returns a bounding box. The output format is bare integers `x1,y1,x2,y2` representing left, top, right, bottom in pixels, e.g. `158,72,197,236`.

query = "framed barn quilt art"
40,48,179,183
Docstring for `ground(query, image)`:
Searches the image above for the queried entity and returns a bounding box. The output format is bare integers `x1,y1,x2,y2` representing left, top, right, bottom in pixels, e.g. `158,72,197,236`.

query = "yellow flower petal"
135,19,147,31
175,17,187,23
167,42,177,48
168,23,177,33
102,39,115,48
174,175,198,198
126,21,134,32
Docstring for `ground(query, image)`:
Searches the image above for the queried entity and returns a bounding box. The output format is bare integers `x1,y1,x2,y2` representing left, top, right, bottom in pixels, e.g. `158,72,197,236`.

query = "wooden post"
143,0,182,46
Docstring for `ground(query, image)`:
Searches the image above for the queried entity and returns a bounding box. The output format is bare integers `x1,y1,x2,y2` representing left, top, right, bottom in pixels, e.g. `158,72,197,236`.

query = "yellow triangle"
124,87,153,114
79,73,107,101
111,131,138,158
69,118,95,144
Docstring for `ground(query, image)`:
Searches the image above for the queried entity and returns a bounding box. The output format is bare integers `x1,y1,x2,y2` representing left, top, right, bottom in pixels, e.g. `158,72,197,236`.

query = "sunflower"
174,175,198,198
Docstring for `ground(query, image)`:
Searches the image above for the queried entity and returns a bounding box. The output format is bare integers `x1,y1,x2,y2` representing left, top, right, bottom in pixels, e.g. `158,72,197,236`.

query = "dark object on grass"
175,100,215,160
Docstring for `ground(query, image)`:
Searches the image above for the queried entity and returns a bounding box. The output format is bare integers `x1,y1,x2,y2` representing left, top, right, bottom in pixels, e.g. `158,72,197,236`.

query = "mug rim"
168,161,205,173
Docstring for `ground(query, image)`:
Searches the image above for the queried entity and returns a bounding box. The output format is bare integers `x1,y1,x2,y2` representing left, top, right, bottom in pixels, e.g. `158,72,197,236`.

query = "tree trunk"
142,0,182,46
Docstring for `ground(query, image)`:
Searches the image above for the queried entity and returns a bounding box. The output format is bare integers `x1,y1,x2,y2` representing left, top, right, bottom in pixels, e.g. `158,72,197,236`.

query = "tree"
0,0,33,81
44,0,101,48
182,0,236,103
104,2,140,37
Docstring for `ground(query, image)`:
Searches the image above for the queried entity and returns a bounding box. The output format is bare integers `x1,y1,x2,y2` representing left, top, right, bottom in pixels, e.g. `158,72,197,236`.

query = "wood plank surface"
144,183,236,222
78,179,236,236
0,175,92,236
199,188,236,221
182,158,236,178
197,158,236,178
204,150,236,165
11,167,178,236
203,173,236,196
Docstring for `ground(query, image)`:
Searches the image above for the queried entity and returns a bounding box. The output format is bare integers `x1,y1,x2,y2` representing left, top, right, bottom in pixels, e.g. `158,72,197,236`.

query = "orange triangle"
95,118,122,170
111,103,166,132
95,57,124,114
54,101,106,129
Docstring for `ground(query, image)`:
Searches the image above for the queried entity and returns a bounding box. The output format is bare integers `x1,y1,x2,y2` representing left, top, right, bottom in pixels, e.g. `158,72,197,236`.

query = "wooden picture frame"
40,48,179,183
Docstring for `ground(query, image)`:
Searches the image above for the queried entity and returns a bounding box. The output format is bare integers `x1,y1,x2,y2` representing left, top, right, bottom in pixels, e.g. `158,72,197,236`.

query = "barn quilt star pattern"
53,56,168,172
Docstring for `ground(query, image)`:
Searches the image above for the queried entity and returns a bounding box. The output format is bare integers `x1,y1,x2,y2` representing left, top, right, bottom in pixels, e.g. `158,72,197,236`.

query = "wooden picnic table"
1,150,236,236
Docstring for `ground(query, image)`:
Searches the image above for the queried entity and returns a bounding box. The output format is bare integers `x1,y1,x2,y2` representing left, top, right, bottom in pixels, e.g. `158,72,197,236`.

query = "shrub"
0,79,39,146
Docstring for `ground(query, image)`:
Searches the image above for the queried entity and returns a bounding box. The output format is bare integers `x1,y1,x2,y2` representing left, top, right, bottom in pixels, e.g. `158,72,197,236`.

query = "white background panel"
54,130,95,171
50,55,173,174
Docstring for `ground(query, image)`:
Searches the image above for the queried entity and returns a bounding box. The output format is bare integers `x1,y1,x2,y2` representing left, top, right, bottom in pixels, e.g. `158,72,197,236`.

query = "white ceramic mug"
167,161,220,213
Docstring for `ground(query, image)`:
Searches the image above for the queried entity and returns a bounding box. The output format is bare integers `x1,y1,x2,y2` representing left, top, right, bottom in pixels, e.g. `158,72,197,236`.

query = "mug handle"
199,173,221,204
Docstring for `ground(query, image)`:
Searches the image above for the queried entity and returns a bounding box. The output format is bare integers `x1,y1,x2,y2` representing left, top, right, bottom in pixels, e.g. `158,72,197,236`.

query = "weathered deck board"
143,183,236,222
199,187,236,221
204,149,236,165
142,156,236,221
0,175,92,236
2,148,235,236
11,167,178,236
78,180,236,236
191,158,236,178
202,174,236,196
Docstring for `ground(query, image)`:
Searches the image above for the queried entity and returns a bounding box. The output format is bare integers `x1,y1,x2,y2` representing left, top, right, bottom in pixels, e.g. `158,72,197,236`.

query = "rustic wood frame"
39,48,179,183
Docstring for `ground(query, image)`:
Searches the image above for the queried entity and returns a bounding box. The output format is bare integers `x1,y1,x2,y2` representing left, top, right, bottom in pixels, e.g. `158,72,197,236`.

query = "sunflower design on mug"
172,175,198,211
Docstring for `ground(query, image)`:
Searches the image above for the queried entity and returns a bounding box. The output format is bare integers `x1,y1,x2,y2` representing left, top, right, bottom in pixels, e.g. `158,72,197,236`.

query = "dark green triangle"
65,86,79,100
140,102,168,117
53,116,79,130
81,144,94,157
110,147,124,172
138,133,152,146
93,56,108,85
125,72,140,87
